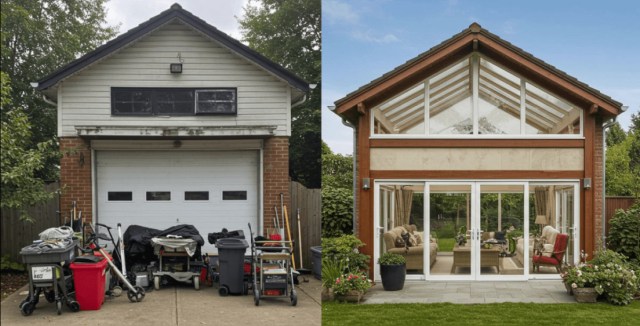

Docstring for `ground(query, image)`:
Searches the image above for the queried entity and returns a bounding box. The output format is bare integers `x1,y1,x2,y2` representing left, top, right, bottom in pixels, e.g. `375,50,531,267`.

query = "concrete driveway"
1,277,321,326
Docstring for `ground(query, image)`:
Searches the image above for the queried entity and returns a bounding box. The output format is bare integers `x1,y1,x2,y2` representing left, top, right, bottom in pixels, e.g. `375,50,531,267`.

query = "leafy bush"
378,252,405,265
607,202,640,261
0,255,24,272
322,187,353,238
322,234,370,273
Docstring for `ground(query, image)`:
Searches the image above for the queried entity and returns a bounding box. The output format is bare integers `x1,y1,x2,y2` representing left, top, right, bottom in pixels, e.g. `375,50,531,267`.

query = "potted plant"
333,272,371,303
378,252,406,291
320,258,345,302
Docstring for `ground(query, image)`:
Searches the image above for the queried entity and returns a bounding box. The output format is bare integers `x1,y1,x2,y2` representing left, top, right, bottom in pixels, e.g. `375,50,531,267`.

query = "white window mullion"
424,80,430,136
520,79,526,135
472,55,479,135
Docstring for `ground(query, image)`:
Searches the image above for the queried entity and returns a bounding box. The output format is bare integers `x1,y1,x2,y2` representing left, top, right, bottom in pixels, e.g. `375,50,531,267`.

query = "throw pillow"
415,232,423,245
408,232,418,247
394,237,405,248
401,231,412,247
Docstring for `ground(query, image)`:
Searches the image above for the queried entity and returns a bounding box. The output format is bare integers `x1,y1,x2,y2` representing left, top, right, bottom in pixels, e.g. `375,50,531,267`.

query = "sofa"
514,225,560,267
383,225,437,270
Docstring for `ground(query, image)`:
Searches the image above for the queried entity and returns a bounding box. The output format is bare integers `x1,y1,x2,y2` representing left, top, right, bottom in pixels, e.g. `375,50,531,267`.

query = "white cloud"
105,0,248,40
324,0,359,25
350,30,399,43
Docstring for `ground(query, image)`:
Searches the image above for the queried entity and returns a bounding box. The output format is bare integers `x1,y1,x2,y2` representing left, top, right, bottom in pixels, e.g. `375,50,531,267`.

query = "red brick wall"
59,137,92,224
594,118,604,248
263,137,290,236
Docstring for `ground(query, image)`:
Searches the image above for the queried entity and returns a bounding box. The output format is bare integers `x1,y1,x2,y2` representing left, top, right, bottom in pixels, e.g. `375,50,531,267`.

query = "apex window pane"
372,83,425,134
108,191,132,201
429,58,473,135
477,58,521,134
525,83,580,135
222,191,247,200
146,191,171,201
185,191,209,201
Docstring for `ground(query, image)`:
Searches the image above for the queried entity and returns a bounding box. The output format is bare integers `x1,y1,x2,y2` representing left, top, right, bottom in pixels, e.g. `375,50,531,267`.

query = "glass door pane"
429,184,472,276
479,184,525,276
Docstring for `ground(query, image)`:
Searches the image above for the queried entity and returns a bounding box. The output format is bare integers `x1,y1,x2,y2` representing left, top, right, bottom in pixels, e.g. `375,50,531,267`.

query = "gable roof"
36,3,308,93
334,23,622,122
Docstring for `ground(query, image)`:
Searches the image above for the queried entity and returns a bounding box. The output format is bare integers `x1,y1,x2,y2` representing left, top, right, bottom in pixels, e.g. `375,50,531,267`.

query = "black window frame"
222,191,248,200
111,87,237,116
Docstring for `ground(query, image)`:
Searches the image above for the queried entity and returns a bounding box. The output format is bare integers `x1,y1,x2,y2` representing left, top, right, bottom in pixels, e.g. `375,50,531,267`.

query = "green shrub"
607,202,640,261
590,249,640,305
321,258,346,289
322,187,353,238
322,234,370,273
0,255,24,272
378,252,405,265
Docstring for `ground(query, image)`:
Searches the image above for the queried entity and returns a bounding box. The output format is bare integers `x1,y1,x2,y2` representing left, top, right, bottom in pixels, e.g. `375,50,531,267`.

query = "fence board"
605,196,638,236
289,181,321,270
1,183,60,262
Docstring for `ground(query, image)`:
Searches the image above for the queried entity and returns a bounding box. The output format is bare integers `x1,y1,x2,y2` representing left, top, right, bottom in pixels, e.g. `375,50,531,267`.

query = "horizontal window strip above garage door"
370,148,584,171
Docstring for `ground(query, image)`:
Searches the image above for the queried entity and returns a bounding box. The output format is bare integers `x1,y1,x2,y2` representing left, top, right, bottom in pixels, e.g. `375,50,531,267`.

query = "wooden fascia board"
334,34,476,115
476,34,620,116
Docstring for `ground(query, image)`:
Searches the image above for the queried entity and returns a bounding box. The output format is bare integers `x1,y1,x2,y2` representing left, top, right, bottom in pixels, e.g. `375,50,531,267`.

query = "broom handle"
283,205,296,270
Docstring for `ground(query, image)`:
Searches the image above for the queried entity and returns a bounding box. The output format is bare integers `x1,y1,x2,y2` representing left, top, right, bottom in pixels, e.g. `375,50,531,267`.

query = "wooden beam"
549,108,581,134
589,104,599,115
373,109,396,133
370,138,585,148
356,106,373,272
357,102,366,115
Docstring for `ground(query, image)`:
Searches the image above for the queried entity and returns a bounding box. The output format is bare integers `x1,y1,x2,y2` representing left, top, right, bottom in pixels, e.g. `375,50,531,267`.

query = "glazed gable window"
371,55,582,137
111,88,237,116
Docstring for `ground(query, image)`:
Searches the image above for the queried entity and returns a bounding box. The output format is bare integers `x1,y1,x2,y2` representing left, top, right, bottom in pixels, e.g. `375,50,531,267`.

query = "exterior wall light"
170,63,183,73
362,178,370,190
583,178,592,190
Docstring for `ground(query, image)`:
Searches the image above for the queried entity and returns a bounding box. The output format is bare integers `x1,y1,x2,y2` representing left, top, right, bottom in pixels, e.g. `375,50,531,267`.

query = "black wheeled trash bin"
216,238,249,296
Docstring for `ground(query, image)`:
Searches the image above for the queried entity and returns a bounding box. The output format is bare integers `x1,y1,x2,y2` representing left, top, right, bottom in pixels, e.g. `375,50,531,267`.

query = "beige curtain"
394,186,414,227
546,186,556,228
534,187,548,225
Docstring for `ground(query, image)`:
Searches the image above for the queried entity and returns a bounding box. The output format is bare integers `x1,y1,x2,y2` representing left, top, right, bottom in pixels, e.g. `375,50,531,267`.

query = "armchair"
532,233,568,272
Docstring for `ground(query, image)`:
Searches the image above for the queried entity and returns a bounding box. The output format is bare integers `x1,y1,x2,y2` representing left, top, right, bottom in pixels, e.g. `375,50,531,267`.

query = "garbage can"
310,246,322,280
216,238,249,296
70,257,108,310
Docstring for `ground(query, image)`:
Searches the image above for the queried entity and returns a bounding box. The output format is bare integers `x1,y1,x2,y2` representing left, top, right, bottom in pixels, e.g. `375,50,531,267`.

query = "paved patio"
362,280,575,304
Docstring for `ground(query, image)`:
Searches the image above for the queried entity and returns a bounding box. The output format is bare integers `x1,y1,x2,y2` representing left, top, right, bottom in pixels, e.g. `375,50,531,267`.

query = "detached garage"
34,4,309,247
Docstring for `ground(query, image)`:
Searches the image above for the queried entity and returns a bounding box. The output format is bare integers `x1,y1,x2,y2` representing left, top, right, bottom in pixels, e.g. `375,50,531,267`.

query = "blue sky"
322,0,640,154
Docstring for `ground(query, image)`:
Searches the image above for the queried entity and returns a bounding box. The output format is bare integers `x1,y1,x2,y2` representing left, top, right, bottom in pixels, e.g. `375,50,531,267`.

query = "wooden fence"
605,196,638,235
1,183,60,262
289,181,321,270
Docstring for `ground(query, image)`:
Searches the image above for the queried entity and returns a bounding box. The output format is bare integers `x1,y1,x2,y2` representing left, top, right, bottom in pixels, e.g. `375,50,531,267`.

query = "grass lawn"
322,301,640,325
437,238,455,252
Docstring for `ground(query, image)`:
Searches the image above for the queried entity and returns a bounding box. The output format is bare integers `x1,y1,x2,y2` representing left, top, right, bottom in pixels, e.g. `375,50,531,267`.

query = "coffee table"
451,245,501,273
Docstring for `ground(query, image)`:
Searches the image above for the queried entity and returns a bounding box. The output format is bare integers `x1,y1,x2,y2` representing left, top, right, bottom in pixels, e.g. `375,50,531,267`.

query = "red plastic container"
70,257,108,310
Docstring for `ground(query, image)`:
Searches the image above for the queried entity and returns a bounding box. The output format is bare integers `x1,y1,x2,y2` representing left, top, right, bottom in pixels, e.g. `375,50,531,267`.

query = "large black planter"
380,264,406,291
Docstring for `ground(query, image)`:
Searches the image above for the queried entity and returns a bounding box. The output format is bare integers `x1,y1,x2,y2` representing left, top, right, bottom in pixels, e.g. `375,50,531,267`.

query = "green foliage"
1,74,58,221
322,187,353,237
0,255,24,271
239,0,321,188
1,0,118,181
606,134,640,196
606,122,627,147
333,272,371,296
322,235,370,273
321,258,346,289
378,252,405,265
607,202,640,261
322,142,353,190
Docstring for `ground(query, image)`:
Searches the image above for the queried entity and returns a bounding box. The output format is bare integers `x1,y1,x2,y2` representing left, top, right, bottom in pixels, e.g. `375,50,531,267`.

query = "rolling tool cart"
249,224,297,306
151,237,203,290
19,238,80,316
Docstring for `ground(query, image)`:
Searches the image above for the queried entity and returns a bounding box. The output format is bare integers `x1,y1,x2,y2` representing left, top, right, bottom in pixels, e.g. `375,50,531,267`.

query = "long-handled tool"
117,223,127,278
295,208,311,278
283,205,296,271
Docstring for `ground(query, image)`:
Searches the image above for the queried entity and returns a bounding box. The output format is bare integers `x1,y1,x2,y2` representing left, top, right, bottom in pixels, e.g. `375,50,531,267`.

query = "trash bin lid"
216,237,249,249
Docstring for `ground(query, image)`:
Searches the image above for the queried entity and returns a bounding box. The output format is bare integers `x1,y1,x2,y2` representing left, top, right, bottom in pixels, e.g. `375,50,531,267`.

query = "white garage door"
96,150,258,253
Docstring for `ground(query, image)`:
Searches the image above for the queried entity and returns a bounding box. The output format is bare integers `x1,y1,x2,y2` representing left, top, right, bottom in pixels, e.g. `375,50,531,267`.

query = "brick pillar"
263,137,290,236
59,137,92,224
593,118,604,248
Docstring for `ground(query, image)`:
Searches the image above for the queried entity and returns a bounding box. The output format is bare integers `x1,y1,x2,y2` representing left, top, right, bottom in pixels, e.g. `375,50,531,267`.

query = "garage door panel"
97,150,258,254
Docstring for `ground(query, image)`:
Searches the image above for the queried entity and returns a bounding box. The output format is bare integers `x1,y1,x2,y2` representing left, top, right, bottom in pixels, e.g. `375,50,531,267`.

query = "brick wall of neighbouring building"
59,137,93,224
263,136,290,235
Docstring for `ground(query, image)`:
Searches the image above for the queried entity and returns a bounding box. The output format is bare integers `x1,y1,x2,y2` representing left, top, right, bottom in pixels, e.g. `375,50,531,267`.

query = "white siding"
59,20,291,137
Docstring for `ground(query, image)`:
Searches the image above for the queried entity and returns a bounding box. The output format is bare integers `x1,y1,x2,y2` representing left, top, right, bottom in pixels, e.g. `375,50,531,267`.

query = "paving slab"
1,277,321,325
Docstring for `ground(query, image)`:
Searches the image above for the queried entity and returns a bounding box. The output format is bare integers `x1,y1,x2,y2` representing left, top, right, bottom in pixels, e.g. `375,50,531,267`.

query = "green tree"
239,0,321,188
1,72,57,221
1,0,118,181
606,122,626,147
606,134,640,196
321,142,353,190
